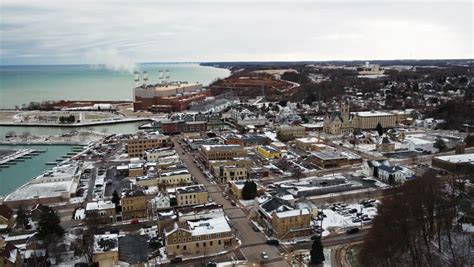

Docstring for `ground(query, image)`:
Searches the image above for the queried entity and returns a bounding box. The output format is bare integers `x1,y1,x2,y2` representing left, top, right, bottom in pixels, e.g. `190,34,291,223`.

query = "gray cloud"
0,0,472,65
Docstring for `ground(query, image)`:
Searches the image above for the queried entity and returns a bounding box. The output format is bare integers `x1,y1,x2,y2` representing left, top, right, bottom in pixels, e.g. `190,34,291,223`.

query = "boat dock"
0,149,39,168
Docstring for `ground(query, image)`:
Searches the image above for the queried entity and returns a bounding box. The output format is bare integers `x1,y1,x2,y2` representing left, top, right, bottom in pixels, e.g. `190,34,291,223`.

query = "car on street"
266,238,279,245
261,252,269,259
346,227,360,234
170,257,182,264
251,224,260,232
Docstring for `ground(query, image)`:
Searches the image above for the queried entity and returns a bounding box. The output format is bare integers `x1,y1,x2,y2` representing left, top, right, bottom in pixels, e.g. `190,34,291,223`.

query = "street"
173,138,290,266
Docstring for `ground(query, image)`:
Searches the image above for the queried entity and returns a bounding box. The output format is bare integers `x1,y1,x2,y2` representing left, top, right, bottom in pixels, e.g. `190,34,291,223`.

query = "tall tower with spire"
341,100,349,123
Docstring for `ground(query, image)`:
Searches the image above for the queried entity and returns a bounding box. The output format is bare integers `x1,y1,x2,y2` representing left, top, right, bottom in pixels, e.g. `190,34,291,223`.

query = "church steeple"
341,100,349,121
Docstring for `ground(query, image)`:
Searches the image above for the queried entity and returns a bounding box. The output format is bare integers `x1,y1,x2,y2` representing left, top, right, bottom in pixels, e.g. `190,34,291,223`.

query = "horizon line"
0,58,472,67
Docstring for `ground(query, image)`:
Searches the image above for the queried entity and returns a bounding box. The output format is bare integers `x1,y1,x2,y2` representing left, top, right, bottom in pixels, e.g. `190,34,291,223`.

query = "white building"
150,192,171,211
378,165,415,184
362,159,390,177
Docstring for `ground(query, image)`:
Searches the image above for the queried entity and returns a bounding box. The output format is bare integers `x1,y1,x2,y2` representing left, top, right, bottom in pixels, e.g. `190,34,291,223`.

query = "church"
323,101,398,135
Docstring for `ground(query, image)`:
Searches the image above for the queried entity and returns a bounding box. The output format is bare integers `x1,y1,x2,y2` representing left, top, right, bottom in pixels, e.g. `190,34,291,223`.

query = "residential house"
362,160,390,177
0,205,14,233
0,239,21,267
378,165,415,184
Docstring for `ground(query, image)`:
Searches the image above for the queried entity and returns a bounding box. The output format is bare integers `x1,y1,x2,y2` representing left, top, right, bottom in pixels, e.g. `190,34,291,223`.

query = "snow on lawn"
290,248,332,267
316,202,379,236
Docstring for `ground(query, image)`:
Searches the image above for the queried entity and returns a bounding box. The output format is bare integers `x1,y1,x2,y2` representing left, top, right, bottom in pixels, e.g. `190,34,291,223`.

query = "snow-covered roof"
435,153,474,164
86,200,115,211
354,111,394,117
187,216,231,236
201,144,242,151
5,180,76,201
295,137,323,143
93,234,118,253
275,208,310,218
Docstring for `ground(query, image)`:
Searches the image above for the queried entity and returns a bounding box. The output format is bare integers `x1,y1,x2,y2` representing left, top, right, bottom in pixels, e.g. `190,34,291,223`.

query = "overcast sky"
0,0,472,65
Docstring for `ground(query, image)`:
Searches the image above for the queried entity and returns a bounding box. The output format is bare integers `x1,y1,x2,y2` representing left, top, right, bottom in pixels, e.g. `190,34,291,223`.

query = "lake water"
0,144,76,196
0,63,230,108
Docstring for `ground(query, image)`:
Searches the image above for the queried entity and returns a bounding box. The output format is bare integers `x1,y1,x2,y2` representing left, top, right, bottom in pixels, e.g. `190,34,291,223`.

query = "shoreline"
0,117,151,127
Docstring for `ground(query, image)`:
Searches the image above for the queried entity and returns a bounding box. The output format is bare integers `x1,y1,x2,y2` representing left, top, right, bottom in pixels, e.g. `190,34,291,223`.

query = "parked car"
266,238,279,245
346,227,360,235
230,200,236,206
170,257,183,264
251,224,260,232
130,219,140,225
261,252,269,259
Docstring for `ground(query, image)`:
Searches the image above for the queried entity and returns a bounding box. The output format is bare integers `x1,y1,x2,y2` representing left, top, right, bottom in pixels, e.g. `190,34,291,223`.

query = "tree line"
359,170,472,266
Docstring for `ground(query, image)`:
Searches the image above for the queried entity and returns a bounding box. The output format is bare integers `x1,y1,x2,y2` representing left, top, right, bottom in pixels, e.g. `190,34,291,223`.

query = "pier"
0,149,39,168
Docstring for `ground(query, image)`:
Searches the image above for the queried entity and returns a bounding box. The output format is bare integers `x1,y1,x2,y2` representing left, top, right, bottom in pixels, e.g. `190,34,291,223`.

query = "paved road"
173,138,289,266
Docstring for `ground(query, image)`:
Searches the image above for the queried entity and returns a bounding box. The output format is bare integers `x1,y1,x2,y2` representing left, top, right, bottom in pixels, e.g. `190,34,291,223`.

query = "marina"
0,144,77,196
0,148,46,167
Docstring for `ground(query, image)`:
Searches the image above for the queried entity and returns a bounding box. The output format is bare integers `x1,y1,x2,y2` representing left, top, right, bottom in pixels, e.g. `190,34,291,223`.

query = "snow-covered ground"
290,248,332,267
315,202,379,236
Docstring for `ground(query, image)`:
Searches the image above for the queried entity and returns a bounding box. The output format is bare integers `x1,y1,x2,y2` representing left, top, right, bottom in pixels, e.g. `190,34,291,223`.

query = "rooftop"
354,111,394,117
275,208,310,218
94,234,118,253
201,144,242,151
311,151,347,160
175,184,207,194
86,200,115,211
435,153,474,164
187,216,231,236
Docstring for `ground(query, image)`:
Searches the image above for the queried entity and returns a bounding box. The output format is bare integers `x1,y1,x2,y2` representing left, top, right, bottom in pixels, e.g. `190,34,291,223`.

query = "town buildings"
3,163,80,208
121,189,149,220
85,200,116,224
165,216,234,258
161,120,207,135
377,165,415,184
133,82,207,112
199,145,247,165
432,153,474,174
127,133,172,158
257,145,282,159
174,184,208,207
0,205,14,233
0,239,21,267
92,234,119,267
276,125,305,141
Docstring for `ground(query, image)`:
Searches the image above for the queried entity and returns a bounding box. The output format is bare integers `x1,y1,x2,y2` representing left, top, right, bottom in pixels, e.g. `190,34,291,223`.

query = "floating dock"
0,149,39,168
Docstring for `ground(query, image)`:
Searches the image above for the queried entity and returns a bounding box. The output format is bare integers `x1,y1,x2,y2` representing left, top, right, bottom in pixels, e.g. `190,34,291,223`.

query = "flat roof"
354,111,394,117
5,180,75,201
135,82,201,91
435,153,474,164
187,216,231,236
312,151,347,160
175,184,207,194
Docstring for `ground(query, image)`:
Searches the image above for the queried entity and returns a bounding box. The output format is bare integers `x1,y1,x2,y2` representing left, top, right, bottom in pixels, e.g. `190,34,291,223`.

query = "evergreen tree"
16,206,30,230
376,122,384,136
310,237,325,265
112,190,122,213
241,180,257,200
433,137,447,151
37,205,64,241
